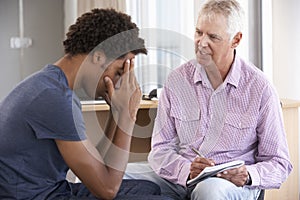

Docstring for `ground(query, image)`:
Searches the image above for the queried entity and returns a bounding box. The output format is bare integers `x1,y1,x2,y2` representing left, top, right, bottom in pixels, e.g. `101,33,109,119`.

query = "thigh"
190,177,261,200
52,182,97,200
65,180,162,200
67,183,98,199
117,179,161,196
124,162,188,200
115,179,174,200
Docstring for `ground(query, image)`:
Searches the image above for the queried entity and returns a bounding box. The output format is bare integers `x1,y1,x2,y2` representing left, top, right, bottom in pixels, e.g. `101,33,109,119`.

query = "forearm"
86,110,136,197
246,157,292,189
104,111,135,173
96,110,117,156
148,144,191,186
251,90,292,188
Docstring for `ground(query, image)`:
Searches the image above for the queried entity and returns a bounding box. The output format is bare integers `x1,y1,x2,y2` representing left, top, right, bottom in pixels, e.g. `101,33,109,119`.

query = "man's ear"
231,32,242,48
92,50,107,66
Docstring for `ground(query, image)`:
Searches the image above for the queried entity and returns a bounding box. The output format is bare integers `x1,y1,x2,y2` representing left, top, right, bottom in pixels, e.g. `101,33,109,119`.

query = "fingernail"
126,59,130,64
104,77,109,82
223,171,228,174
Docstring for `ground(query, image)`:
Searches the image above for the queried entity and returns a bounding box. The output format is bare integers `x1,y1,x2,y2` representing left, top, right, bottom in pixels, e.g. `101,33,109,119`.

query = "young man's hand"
104,59,141,122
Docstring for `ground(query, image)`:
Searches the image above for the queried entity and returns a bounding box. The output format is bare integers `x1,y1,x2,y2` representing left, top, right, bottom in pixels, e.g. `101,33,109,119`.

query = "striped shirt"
148,55,292,189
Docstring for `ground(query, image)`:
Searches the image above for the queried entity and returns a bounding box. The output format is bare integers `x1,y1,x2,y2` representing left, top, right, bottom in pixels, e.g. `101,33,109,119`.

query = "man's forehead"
196,16,228,34
125,52,135,59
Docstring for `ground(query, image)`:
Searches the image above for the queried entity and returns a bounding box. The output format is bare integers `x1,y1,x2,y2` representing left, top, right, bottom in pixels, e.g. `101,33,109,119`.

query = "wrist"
118,112,135,133
245,173,252,185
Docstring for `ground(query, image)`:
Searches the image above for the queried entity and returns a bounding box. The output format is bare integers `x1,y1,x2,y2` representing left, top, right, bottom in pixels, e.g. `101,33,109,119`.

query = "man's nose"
198,35,209,47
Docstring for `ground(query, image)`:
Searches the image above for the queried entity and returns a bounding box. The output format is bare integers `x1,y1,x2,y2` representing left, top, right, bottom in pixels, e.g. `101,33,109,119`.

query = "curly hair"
63,8,147,59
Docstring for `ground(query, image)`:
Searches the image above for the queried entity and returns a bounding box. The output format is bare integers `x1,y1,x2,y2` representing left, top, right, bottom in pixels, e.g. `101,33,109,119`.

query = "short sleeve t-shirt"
0,65,86,199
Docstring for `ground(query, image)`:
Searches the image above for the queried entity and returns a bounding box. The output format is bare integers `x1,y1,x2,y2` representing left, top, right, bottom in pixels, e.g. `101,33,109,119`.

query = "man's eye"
195,30,202,36
210,35,221,41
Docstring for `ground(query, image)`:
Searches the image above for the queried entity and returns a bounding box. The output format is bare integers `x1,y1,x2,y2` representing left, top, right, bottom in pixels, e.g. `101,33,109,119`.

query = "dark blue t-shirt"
0,65,86,199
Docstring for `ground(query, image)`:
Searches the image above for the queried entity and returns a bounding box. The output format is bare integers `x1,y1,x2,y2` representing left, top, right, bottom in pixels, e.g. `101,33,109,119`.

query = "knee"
190,178,233,200
141,180,162,195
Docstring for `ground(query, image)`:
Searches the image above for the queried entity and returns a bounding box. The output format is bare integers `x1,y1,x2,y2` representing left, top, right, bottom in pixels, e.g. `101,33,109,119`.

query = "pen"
191,147,205,158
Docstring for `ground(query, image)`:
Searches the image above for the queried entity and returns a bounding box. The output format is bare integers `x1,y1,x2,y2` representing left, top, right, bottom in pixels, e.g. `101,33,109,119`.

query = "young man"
126,0,292,199
0,8,169,200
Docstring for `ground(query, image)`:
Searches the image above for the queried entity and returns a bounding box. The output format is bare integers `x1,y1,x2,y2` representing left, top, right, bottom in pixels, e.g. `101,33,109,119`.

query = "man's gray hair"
199,0,245,40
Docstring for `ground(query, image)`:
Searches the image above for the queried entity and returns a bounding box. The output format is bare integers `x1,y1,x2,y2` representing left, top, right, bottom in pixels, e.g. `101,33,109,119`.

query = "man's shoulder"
167,60,197,81
176,59,196,71
237,57,270,85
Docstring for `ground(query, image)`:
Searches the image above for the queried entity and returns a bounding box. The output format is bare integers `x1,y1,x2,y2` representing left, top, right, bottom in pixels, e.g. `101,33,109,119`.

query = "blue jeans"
124,162,261,200
56,179,172,200
124,163,188,200
190,177,261,200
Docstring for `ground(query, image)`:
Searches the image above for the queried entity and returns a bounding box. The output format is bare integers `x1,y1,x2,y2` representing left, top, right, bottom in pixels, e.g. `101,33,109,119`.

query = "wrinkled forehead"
198,11,227,25
197,12,228,30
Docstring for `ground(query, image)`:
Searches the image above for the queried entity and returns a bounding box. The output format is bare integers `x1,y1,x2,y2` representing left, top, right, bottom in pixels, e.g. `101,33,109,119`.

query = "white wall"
272,0,300,197
64,0,77,35
272,0,300,101
0,0,64,100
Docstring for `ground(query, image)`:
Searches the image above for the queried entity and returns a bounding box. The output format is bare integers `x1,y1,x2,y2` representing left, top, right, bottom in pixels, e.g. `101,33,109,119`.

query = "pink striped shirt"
148,55,292,189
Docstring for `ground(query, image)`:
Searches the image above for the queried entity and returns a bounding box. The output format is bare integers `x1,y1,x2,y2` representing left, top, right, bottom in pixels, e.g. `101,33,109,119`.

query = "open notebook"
187,160,245,188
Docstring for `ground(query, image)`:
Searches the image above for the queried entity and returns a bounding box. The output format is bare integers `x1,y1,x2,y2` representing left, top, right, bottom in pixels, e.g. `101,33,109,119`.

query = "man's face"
194,14,234,70
95,53,136,98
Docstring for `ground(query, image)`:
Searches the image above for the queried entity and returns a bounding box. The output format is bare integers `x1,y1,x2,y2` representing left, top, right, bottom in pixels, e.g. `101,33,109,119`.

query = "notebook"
187,160,245,188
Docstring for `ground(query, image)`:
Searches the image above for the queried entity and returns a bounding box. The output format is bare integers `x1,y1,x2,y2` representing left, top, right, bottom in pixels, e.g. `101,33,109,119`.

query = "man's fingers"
128,59,136,85
104,76,114,97
123,59,130,83
130,58,135,70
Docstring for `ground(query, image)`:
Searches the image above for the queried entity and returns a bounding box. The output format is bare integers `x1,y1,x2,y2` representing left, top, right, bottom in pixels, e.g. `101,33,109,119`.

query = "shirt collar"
191,60,206,84
224,52,241,88
192,51,241,88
